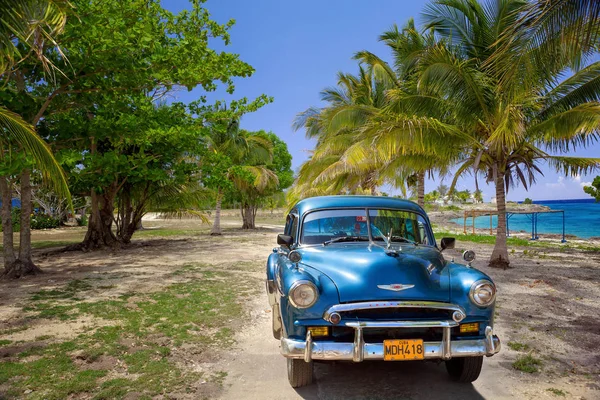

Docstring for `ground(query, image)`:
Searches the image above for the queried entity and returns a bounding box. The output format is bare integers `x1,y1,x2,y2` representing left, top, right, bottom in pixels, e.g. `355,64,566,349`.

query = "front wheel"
287,358,313,388
445,356,483,383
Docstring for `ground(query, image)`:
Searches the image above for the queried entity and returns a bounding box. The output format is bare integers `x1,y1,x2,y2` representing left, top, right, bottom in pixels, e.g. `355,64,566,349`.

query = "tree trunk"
210,187,223,235
490,168,510,269
78,189,119,249
0,177,16,270
417,171,425,208
4,170,43,278
241,202,256,229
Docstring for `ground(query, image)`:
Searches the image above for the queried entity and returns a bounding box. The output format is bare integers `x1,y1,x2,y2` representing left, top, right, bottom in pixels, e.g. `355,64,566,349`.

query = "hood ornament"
377,283,415,292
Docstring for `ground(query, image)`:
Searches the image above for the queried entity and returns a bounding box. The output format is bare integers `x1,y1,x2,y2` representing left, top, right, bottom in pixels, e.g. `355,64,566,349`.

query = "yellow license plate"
383,339,424,361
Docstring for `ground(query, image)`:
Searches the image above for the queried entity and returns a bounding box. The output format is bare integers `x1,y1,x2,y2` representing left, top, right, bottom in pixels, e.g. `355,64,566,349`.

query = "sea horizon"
457,198,600,239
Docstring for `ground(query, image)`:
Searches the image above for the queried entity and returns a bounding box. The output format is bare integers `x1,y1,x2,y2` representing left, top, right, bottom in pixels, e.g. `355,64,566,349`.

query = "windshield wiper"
323,236,369,246
373,235,417,245
389,235,417,245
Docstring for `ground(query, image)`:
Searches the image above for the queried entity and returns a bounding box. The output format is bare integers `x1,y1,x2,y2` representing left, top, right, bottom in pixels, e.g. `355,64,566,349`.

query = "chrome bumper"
281,323,501,362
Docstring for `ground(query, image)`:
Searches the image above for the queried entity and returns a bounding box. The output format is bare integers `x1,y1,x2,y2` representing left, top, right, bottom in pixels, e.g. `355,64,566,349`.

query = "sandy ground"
1,215,599,399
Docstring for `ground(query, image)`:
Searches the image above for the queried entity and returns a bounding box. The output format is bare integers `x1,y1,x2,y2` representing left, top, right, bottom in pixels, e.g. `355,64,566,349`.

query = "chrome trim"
469,279,496,307
377,284,415,292
452,310,466,322
289,280,319,309
485,326,500,355
442,326,451,360
266,280,277,307
345,320,458,329
353,326,364,362
328,312,341,325
323,301,466,321
281,326,501,361
304,330,312,362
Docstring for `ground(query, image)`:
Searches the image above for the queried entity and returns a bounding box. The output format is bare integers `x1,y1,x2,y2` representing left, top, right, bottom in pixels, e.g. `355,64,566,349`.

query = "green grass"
135,228,205,237
0,264,258,399
507,341,530,352
546,388,566,396
434,230,600,251
30,279,92,301
512,354,543,373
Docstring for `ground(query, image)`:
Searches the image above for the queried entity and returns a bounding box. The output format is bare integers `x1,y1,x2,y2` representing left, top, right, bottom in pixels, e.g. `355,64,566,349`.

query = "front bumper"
281,323,501,362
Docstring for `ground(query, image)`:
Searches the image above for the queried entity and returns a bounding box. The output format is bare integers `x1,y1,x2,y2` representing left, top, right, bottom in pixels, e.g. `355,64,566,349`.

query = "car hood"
297,243,450,303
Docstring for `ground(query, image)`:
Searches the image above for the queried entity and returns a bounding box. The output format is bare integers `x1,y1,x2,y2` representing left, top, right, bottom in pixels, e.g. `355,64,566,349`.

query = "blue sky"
164,0,599,202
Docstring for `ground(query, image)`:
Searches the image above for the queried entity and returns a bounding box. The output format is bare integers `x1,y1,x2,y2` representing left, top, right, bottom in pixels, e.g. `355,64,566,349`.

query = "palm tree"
292,68,423,204
352,18,462,206
0,0,72,277
403,0,600,268
203,117,275,234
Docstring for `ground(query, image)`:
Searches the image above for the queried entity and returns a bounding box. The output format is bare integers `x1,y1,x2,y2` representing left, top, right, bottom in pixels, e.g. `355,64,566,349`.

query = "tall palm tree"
292,68,421,204
1,0,72,277
352,18,461,206
204,118,274,235
402,0,600,268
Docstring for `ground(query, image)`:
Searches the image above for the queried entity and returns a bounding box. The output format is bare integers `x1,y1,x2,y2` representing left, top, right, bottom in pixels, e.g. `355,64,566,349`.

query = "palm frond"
0,106,71,205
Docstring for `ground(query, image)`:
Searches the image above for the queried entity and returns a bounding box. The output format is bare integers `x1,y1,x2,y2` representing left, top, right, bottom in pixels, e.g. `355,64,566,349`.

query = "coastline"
428,203,600,247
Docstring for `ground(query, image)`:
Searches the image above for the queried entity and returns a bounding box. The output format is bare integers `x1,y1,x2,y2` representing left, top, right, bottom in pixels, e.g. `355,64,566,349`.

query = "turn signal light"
460,323,480,333
308,326,329,337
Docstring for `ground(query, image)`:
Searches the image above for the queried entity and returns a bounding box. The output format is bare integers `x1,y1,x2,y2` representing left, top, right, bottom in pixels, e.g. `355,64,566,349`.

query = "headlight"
289,280,318,308
469,280,496,307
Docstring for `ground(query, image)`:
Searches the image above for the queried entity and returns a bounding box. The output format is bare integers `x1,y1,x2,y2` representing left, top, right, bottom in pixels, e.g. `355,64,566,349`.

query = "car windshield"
300,208,432,246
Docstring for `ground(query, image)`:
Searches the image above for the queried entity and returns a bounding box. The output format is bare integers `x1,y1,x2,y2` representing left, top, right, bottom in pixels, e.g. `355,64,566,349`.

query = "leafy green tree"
3,0,263,254
424,190,440,203
523,198,533,205
583,177,600,202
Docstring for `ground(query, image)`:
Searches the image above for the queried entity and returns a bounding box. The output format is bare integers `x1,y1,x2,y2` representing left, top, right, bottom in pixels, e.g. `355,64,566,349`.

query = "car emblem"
377,284,415,291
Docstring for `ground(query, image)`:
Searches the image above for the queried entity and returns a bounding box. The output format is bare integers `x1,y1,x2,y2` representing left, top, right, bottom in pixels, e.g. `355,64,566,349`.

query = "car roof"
293,195,426,217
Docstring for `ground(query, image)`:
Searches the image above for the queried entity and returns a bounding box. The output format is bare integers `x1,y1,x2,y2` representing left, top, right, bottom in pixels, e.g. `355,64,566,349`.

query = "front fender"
448,262,496,335
279,264,340,340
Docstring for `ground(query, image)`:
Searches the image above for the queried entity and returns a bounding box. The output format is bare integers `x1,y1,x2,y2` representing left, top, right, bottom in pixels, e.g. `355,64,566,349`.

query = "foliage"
583,176,600,202
1,0,272,248
31,212,60,229
523,198,533,205
512,354,542,373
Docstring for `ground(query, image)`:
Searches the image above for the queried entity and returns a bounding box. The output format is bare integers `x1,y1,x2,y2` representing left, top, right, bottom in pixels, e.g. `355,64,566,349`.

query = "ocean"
454,199,600,239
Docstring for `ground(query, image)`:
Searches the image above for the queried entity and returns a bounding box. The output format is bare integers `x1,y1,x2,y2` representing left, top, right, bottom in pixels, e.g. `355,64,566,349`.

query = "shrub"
31,213,61,230
76,214,88,227
523,198,533,204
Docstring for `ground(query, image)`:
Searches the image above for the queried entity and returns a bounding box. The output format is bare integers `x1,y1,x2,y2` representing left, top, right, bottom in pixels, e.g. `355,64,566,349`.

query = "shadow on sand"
295,360,486,400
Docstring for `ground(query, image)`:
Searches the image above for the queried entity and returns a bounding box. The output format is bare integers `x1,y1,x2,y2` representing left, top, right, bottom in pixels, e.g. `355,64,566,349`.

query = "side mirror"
440,237,456,251
277,234,293,249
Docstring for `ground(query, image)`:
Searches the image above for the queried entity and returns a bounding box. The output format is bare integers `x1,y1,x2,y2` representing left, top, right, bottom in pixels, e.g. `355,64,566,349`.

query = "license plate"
383,339,424,361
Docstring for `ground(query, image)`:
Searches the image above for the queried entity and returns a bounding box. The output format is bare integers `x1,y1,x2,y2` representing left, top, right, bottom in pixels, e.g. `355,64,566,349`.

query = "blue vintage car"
265,196,501,387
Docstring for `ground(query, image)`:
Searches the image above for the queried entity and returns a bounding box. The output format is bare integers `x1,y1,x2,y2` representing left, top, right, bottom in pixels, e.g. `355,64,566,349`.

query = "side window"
284,214,299,242
290,216,298,242
284,214,293,235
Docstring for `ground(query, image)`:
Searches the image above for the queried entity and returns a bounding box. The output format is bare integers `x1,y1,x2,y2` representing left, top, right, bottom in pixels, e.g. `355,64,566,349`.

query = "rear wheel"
287,358,313,388
445,356,483,383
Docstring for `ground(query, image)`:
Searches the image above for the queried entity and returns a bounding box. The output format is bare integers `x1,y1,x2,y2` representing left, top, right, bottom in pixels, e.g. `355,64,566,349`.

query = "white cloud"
545,176,565,189
581,181,592,188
